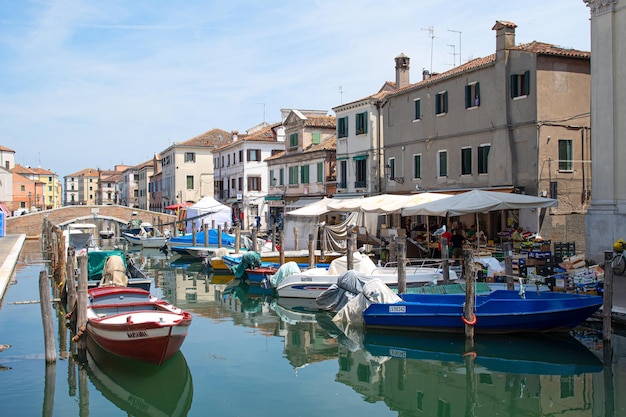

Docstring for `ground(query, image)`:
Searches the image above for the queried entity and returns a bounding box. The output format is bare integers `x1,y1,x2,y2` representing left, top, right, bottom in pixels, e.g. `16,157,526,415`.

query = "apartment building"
212,123,284,230
381,21,590,245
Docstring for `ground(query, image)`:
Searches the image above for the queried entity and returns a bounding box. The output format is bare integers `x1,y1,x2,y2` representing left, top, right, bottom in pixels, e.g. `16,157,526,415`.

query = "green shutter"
312,132,320,145
317,162,323,182
444,91,448,113
524,71,530,96
465,85,471,109
510,74,516,98
436,96,441,114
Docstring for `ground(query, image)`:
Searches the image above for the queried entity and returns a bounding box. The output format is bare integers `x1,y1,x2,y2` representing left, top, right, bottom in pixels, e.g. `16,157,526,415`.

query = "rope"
71,325,86,342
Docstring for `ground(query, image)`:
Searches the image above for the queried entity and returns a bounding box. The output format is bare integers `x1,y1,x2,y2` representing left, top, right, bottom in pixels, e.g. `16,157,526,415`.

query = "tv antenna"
447,29,462,66
447,44,458,67
421,26,435,74
338,85,343,104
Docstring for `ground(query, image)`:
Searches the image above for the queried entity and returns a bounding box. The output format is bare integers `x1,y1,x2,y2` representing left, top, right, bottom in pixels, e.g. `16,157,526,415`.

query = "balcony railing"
354,180,367,189
338,182,347,189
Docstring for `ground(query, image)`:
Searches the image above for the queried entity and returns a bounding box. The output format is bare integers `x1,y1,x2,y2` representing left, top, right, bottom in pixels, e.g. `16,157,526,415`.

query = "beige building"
585,0,626,263
158,128,231,208
381,21,590,245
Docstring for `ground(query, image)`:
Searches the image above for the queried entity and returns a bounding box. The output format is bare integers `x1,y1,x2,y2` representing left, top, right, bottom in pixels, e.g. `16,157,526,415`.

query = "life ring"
461,312,477,326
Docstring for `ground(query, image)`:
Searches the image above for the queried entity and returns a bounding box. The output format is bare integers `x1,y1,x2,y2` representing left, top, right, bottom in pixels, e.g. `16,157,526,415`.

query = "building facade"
381,21,590,245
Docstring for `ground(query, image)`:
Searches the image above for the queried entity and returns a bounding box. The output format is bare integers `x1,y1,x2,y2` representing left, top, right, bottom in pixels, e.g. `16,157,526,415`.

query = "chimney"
395,53,410,89
422,69,431,80
231,130,239,142
492,20,517,53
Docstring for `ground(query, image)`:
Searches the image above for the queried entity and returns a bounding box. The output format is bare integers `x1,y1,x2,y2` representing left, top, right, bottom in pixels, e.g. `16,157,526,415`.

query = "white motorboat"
272,252,458,299
122,222,169,248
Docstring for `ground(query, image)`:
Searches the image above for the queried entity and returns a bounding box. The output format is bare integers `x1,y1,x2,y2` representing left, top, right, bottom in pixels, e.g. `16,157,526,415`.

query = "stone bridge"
5,205,177,238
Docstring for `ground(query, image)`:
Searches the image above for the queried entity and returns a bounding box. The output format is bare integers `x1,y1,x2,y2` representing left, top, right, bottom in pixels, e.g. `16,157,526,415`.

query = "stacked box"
554,242,576,264
512,254,527,277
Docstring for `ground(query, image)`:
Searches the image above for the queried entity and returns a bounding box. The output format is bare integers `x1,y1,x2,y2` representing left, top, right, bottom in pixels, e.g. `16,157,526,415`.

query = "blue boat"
362,289,603,334
167,229,237,248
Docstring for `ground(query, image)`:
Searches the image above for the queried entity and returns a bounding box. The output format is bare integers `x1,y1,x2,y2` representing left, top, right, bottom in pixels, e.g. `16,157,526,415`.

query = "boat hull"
86,287,192,364
363,290,603,334
122,233,168,248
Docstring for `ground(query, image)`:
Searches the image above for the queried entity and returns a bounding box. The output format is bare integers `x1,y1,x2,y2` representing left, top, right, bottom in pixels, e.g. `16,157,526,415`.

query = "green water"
1,243,625,417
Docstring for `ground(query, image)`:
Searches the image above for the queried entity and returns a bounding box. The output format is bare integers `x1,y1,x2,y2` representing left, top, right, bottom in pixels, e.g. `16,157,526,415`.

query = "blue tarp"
168,229,236,247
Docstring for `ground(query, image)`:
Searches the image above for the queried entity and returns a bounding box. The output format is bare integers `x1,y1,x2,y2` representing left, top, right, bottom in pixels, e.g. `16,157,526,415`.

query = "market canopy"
401,189,557,217
285,197,334,217
326,193,452,214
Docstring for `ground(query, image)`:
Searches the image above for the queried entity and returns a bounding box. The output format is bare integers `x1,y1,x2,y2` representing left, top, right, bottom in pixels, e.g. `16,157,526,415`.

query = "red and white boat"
86,286,192,365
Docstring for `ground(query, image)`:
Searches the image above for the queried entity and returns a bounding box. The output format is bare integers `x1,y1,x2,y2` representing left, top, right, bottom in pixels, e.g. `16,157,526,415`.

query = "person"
255,215,261,230
451,228,465,262
466,224,477,241
511,227,524,242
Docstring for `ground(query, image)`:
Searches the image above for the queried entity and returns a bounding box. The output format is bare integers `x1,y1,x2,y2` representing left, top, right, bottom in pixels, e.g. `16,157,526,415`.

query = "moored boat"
86,286,192,365
122,222,168,248
358,288,603,334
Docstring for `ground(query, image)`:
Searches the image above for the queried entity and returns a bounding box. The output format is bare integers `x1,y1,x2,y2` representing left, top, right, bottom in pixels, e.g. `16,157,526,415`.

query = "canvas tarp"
186,196,232,232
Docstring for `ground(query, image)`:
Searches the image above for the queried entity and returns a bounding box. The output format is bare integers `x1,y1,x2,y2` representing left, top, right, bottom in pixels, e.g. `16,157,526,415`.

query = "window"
355,158,367,188
438,151,448,177
279,168,284,186
388,157,396,180
339,160,347,188
356,112,368,135
289,133,298,148
311,132,320,145
20,185,25,191
248,177,261,191
288,166,299,185
435,91,448,115
317,162,323,182
300,165,309,184
413,99,421,121
558,139,573,171
239,150,243,163
511,70,530,98
269,170,275,187
221,156,224,167
184,152,196,163
338,116,348,138
413,154,421,179
478,145,490,174
238,177,242,191
186,175,194,190
227,155,231,166
247,149,261,161
461,147,472,175
231,178,236,189
465,82,480,108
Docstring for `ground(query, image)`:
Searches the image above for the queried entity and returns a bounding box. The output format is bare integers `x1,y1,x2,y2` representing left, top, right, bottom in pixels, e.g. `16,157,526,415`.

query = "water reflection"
83,337,193,417
129,250,616,416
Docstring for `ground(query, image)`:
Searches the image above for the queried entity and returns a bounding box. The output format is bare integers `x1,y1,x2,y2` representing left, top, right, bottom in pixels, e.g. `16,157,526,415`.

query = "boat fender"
126,316,133,324
461,312,477,326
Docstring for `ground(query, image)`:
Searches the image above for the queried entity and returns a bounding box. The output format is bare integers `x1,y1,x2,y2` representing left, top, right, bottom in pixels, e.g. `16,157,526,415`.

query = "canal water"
1,240,626,417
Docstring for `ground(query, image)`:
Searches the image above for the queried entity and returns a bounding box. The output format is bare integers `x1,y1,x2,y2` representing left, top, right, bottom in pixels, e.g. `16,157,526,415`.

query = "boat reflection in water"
271,296,604,416
84,337,193,417
334,328,603,416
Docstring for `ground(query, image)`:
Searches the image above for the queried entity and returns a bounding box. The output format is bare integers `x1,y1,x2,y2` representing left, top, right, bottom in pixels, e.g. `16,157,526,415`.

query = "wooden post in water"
347,234,354,270
217,225,223,248
279,234,285,265
235,226,241,254
212,219,216,229
76,255,88,352
203,222,209,247
397,238,406,295
294,227,299,251
441,237,450,284
251,227,258,252
503,242,514,290
39,270,56,363
603,250,614,340
272,224,277,251
192,225,197,246
43,362,56,417
320,225,326,261
66,248,76,313
308,234,315,269
464,253,476,340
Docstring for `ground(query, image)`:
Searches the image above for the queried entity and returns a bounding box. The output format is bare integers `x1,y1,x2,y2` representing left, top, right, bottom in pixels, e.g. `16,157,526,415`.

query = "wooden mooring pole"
603,250,614,340
308,234,315,269
251,227,258,252
235,226,241,254
347,234,354,270
279,234,285,265
75,255,88,353
397,238,406,295
217,225,223,248
441,237,450,284
39,270,56,363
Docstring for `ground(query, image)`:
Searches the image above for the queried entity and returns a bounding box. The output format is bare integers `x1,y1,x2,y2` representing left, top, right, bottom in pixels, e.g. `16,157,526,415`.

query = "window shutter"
524,71,530,95
444,91,448,113
362,113,368,134
510,74,516,98
475,82,480,101
465,85,471,108
435,97,441,114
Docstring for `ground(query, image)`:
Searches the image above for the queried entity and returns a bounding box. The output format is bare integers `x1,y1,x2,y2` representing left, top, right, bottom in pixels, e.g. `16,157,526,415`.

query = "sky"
0,0,592,180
